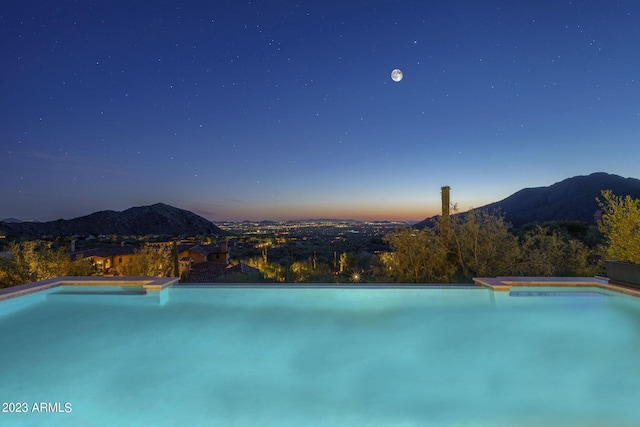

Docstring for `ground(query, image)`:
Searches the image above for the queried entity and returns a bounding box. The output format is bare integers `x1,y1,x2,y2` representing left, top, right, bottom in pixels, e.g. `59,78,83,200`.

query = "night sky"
2,1,639,222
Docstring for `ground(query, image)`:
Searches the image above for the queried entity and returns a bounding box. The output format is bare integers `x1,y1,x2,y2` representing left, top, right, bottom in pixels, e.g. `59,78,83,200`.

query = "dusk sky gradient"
2,1,639,222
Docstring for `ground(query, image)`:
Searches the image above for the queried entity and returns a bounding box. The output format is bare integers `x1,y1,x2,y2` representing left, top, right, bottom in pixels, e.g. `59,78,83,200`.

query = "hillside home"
182,259,260,283
72,241,230,277
71,246,137,275
176,241,229,276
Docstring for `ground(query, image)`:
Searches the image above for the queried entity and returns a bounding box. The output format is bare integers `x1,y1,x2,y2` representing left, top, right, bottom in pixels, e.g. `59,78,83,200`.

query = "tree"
116,245,173,277
290,261,313,282
597,190,640,264
382,226,454,283
449,210,520,279
339,252,355,273
514,226,600,276
1,241,69,287
67,258,99,276
516,226,568,276
563,239,602,277
0,257,13,288
246,257,284,282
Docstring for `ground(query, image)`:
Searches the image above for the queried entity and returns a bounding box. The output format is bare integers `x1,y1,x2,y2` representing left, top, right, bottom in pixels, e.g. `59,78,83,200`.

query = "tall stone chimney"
441,186,450,244
441,186,450,220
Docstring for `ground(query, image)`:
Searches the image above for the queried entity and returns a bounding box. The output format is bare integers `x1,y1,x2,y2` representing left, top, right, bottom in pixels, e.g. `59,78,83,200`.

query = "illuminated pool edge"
3,275,639,301
2,276,638,316
473,276,640,298
0,277,179,312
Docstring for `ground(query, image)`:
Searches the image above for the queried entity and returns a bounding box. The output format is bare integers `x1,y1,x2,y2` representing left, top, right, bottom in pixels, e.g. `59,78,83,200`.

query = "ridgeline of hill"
0,203,227,238
3,173,639,238
415,172,640,229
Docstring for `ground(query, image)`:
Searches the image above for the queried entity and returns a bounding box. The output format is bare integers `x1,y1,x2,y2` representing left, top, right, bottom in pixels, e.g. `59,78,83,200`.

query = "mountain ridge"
3,173,640,237
0,202,227,238
415,172,640,229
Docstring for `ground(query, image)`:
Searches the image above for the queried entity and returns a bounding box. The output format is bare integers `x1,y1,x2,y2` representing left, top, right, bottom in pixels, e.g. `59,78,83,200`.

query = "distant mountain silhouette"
0,203,227,238
415,172,640,229
0,218,22,223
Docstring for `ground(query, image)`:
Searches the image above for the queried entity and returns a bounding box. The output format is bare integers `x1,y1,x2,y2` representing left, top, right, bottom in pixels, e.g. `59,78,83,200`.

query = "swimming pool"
1,285,640,426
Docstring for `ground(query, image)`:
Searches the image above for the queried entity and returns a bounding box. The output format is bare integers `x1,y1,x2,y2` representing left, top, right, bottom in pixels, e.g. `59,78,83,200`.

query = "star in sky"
1,1,639,222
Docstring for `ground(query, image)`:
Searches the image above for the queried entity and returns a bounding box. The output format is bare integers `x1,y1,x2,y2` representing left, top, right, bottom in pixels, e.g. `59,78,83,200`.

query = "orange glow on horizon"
193,202,442,222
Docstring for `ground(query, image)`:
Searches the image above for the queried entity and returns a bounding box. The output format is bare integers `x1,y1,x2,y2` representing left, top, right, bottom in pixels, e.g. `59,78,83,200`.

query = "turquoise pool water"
1,285,640,426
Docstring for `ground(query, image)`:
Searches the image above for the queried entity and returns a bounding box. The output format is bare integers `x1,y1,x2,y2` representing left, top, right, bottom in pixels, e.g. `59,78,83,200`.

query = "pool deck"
473,276,640,298
0,276,179,302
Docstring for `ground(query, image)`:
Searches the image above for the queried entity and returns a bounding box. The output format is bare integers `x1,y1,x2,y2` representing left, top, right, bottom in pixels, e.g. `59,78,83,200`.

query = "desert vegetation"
597,190,640,264
1,191,638,287
0,240,96,288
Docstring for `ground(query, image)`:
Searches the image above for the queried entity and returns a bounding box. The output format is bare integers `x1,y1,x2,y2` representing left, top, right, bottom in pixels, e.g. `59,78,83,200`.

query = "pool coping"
175,283,479,289
0,276,179,302
473,276,640,298
3,276,640,302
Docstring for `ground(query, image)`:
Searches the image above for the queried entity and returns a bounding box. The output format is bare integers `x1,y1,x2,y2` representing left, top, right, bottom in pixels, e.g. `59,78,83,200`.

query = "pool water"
1,286,640,426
